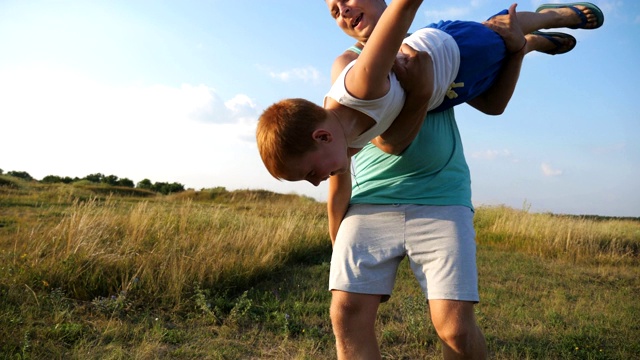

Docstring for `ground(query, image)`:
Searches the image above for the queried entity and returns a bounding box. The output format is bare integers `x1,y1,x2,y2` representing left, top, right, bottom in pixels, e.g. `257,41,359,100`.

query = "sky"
1,0,639,217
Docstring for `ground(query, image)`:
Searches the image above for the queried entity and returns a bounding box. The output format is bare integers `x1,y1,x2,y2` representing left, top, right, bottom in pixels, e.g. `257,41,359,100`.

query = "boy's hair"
256,98,327,180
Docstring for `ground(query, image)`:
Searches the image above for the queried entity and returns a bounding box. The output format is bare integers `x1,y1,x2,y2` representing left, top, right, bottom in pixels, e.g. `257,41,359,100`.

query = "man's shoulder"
334,50,358,66
331,50,359,82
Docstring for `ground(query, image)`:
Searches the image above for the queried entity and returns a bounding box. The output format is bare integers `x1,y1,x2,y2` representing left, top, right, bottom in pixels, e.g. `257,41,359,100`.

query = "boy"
256,2,603,186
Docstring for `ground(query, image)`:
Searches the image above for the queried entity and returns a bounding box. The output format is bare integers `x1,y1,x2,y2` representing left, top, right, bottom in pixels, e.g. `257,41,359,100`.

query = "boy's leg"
525,31,576,55
516,3,603,34
429,299,487,360
330,291,382,360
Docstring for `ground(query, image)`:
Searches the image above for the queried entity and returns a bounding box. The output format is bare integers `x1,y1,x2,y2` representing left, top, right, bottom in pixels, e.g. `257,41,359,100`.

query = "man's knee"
430,300,486,356
436,321,477,353
329,291,380,331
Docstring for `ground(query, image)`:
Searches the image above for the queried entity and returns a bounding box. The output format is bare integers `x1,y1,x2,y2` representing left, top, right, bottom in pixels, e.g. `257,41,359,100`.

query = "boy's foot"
536,2,604,30
528,31,577,55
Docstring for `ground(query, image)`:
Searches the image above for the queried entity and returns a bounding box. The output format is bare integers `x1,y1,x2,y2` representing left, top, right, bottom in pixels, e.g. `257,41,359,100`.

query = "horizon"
3,169,640,220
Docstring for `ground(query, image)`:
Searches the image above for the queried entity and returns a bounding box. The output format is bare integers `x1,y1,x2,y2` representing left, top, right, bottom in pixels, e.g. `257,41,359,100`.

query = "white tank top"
325,27,460,148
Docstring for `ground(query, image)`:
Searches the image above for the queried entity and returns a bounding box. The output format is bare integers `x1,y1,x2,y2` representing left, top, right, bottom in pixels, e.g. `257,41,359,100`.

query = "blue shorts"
426,9,509,112
329,204,479,302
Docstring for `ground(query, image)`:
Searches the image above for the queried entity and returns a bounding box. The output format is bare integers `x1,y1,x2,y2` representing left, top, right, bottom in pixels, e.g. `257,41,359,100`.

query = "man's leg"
330,291,382,360
429,299,487,360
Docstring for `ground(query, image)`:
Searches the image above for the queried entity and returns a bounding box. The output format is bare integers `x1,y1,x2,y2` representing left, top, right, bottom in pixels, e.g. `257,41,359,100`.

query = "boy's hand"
483,3,526,54
393,44,433,101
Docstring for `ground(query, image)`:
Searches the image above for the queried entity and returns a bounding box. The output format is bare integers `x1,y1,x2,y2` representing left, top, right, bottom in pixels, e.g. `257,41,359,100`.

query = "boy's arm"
345,0,423,100
327,171,352,245
467,3,526,115
372,44,433,155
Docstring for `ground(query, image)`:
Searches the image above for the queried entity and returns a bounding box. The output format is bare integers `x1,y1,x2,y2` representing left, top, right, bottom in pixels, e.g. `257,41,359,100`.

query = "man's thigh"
329,204,408,297
404,205,479,301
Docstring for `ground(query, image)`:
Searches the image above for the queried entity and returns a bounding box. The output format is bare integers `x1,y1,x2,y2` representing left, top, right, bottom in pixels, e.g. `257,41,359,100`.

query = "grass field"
1,176,639,359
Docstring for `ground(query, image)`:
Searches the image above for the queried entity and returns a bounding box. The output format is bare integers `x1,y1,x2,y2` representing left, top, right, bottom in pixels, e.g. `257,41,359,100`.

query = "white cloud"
422,0,487,23
0,63,260,183
265,66,321,83
471,149,512,160
541,162,563,177
591,142,626,155
0,64,258,126
225,94,258,123
424,7,471,23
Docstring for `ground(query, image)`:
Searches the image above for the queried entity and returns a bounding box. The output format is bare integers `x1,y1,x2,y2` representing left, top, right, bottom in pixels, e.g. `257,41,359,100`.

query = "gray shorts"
329,204,479,302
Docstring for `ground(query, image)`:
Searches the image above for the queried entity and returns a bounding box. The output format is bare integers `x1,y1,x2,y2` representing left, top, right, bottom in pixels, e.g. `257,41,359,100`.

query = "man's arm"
467,3,526,115
327,171,352,245
333,44,433,155
326,52,358,245
372,44,433,155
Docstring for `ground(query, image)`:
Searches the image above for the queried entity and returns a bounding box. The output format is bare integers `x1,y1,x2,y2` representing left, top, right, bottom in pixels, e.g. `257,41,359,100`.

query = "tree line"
0,168,185,195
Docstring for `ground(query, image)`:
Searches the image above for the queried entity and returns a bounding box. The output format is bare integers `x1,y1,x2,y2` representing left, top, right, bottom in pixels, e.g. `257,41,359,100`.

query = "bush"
7,170,33,181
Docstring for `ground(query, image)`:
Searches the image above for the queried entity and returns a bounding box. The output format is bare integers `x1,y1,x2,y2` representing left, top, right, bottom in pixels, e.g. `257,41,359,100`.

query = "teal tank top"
344,45,472,209
350,108,473,210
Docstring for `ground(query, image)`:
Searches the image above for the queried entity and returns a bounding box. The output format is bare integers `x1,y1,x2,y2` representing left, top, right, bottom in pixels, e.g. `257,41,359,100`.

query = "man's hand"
393,44,434,100
483,3,526,54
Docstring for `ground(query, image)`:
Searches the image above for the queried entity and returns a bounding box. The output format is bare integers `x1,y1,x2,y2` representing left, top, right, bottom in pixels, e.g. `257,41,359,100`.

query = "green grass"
1,180,638,359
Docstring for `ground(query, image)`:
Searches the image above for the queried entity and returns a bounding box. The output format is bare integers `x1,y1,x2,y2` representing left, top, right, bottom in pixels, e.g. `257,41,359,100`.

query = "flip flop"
536,2,604,30
532,31,577,55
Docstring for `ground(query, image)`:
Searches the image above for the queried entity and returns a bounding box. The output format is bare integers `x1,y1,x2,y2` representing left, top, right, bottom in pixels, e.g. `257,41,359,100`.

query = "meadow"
1,175,639,359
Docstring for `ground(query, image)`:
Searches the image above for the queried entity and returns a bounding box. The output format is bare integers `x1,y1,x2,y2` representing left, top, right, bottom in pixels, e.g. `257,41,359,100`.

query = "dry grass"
1,178,638,358
474,205,640,264
2,184,328,309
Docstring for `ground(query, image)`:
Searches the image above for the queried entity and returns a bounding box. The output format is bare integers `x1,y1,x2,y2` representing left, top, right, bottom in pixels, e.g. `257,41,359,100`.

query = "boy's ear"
311,129,332,143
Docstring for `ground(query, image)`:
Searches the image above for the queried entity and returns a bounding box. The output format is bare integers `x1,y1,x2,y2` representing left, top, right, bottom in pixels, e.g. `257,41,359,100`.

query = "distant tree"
117,178,135,188
137,179,153,190
84,173,104,183
41,175,63,184
166,182,185,194
0,168,3,175
62,176,75,184
151,181,185,195
7,171,33,181
102,175,119,186
152,182,170,195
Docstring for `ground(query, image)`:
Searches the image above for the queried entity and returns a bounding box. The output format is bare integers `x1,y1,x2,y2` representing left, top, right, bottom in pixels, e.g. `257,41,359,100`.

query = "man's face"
325,0,387,44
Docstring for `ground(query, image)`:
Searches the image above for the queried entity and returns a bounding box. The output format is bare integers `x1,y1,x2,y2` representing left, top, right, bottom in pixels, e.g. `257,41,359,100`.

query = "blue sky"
1,0,638,217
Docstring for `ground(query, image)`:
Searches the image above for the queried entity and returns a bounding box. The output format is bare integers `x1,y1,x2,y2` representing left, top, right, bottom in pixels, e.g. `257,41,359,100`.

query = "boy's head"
325,0,387,44
256,98,327,181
